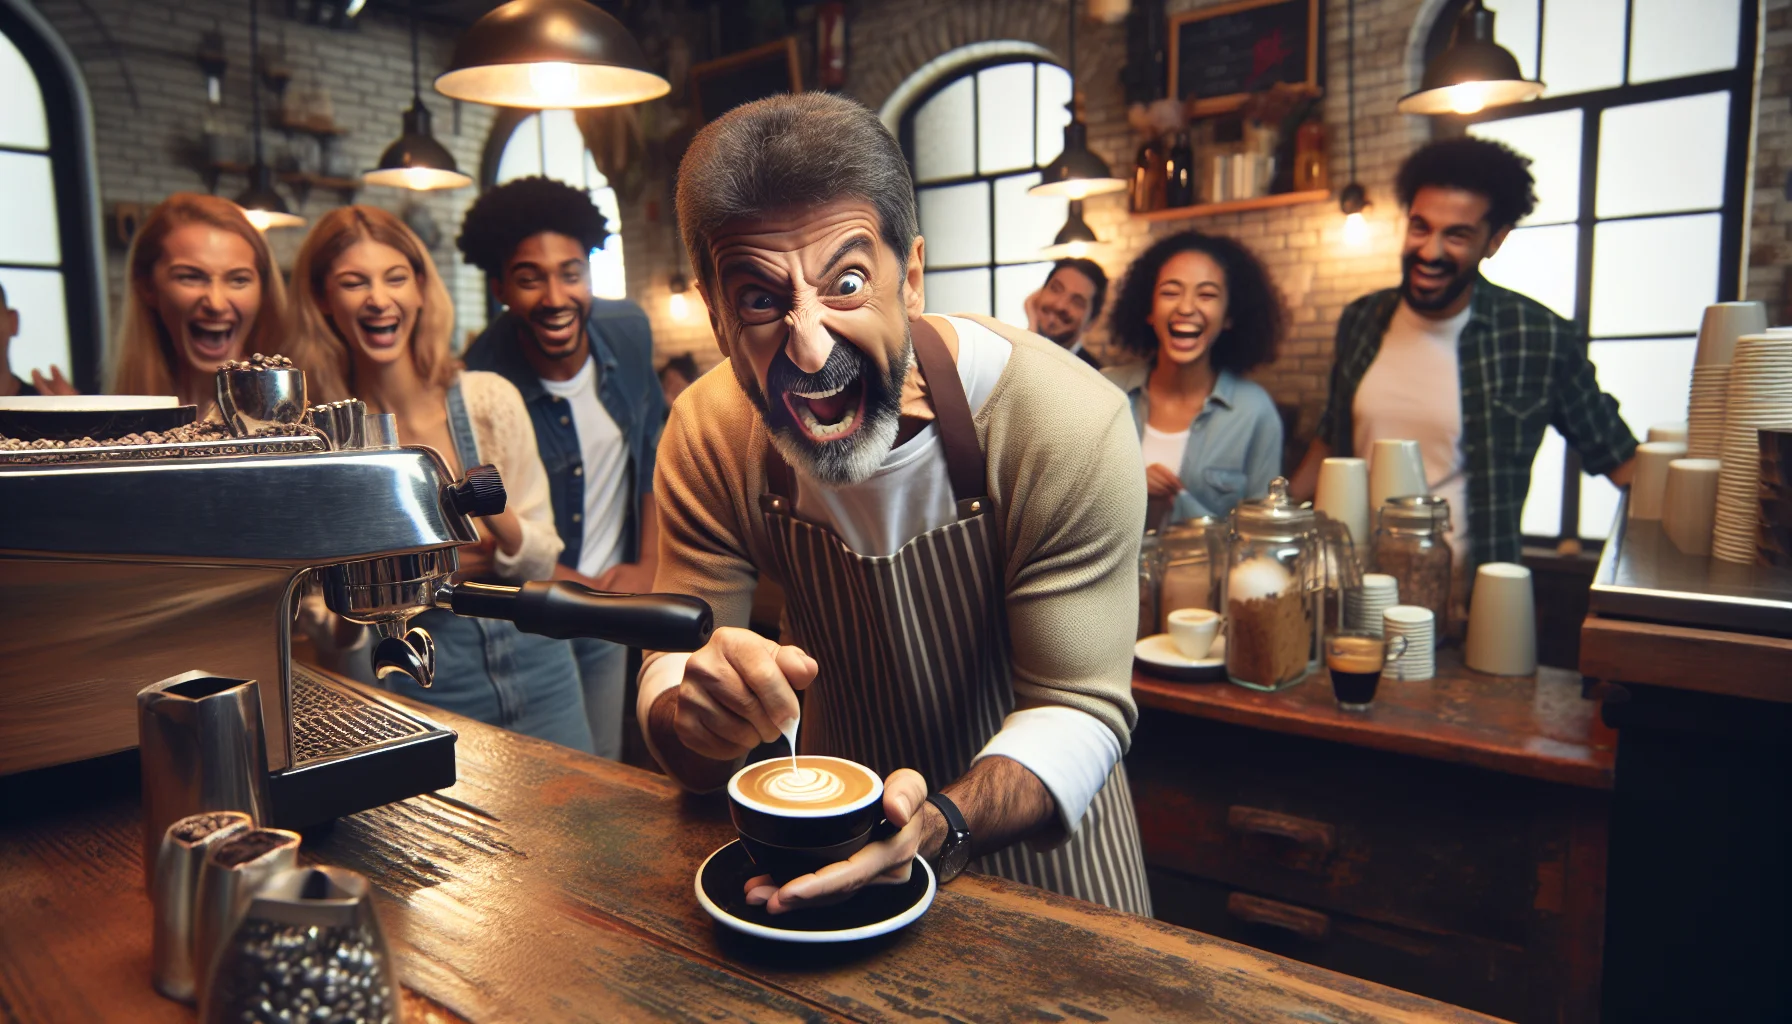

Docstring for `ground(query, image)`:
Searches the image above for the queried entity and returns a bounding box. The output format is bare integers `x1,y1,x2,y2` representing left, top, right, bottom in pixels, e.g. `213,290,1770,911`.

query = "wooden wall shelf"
1131,189,1332,222
203,161,359,204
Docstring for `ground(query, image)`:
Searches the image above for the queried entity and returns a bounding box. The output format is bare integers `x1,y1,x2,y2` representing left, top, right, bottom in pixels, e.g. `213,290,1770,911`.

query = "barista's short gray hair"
676,93,919,295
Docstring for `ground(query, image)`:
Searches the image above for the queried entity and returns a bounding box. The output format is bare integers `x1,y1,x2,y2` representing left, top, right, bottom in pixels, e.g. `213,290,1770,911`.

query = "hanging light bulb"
667,271,690,320
1029,0,1127,198
1398,0,1543,115
1340,183,1370,247
1039,200,1101,260
367,8,472,191
436,0,670,109
235,0,304,230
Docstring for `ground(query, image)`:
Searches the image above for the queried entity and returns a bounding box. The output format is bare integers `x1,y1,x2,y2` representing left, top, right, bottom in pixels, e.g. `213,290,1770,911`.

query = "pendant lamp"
235,0,304,230
435,0,670,109
1397,0,1543,115
1039,200,1100,260
1030,0,1127,199
1339,0,1369,246
366,7,472,190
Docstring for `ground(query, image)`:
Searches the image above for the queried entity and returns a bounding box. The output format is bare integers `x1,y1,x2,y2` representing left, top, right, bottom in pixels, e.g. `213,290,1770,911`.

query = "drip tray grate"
291,666,432,766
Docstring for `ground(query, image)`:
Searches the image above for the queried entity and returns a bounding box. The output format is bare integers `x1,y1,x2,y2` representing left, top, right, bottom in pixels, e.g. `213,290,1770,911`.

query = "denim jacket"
463,298,666,570
1102,361,1283,524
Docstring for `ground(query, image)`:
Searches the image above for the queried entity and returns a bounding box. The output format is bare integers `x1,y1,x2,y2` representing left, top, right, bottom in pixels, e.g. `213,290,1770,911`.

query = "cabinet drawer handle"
1226,892,1331,941
1227,805,1336,857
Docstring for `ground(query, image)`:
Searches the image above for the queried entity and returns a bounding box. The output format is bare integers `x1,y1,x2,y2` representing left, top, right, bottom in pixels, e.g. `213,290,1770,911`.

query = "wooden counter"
1127,652,1610,1023
0,672,1502,1024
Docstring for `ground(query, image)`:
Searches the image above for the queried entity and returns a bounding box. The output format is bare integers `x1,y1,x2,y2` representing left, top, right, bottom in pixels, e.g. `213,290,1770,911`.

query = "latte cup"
728,755,885,884
1167,607,1221,659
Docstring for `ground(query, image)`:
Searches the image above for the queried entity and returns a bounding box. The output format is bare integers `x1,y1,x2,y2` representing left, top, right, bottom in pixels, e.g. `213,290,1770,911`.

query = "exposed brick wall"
1749,0,1792,319
31,0,497,353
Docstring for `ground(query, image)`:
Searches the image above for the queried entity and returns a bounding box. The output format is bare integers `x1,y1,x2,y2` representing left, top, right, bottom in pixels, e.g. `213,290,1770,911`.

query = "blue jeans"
381,608,594,754
572,638,627,760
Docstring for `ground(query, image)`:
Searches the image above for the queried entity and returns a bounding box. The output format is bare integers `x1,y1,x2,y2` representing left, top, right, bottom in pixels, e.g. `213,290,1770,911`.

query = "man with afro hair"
460,175,666,761
1291,136,1636,612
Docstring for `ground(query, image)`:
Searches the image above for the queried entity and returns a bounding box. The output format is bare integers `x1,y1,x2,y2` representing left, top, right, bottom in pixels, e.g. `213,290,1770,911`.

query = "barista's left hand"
744,768,935,915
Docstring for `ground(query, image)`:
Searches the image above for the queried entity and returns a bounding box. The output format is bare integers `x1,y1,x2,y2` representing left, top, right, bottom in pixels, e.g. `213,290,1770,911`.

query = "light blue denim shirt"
1102,361,1283,523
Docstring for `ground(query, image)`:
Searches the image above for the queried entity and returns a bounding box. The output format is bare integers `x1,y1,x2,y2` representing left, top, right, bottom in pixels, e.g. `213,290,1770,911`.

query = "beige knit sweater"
456,370,563,583
650,314,1147,749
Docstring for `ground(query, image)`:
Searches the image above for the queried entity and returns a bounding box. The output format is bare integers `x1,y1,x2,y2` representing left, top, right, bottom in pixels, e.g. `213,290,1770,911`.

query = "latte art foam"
734,756,878,813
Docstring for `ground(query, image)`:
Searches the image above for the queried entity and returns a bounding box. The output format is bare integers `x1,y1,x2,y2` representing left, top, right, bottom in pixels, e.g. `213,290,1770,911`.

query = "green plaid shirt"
1316,276,1638,570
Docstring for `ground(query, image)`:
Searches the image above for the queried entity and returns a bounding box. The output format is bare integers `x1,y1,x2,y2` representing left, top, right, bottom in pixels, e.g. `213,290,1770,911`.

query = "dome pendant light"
366,7,472,190
234,0,304,230
1398,0,1543,115
1339,0,1369,247
1040,200,1100,260
435,0,670,109
1030,0,1127,199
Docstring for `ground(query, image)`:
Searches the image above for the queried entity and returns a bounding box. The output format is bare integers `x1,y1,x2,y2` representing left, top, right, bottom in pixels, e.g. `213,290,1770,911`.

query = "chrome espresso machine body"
0,380,712,826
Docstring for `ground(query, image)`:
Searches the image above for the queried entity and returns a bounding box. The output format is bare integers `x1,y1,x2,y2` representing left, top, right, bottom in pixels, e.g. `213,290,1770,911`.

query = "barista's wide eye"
835,271,866,297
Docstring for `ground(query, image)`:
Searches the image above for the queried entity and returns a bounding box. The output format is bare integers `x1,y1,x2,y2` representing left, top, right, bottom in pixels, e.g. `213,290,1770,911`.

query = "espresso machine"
0,367,712,827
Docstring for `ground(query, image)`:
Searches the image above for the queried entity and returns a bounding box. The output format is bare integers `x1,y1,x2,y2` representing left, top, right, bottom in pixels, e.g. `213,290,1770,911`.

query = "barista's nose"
783,300,834,374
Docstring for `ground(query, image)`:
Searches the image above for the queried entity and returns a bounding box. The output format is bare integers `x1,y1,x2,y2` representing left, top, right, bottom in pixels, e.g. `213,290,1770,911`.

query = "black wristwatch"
925,793,972,883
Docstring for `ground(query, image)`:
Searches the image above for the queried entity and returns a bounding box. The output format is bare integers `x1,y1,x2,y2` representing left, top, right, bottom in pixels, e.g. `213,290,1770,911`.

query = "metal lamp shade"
364,104,472,190
1039,200,1101,260
1030,120,1128,199
435,0,670,109
1397,3,1543,115
234,165,305,231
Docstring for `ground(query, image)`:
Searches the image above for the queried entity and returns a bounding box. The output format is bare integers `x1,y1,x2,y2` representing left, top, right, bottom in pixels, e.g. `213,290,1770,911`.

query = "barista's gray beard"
739,327,911,487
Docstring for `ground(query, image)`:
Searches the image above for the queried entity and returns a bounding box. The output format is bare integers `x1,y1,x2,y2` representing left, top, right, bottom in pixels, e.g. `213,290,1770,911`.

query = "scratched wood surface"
0,669,1508,1024
1133,648,1614,789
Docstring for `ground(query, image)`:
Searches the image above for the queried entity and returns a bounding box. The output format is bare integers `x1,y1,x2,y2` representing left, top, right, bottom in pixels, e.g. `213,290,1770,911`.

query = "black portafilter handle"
441,580,715,652
443,464,507,518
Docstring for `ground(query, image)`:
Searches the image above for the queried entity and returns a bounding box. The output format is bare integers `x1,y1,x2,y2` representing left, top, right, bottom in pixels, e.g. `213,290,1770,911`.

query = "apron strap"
762,316,987,507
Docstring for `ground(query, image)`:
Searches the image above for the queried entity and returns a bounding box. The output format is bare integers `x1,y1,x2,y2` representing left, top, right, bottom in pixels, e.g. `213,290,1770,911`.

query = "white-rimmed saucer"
1134,633,1227,682
695,840,935,943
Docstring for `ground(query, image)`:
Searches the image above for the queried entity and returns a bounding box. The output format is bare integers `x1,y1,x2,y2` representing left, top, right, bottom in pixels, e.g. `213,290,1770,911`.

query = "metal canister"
152,811,253,1001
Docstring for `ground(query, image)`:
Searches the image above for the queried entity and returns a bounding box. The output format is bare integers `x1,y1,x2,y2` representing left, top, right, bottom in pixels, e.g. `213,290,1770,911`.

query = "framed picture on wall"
688,37,804,126
1169,0,1322,116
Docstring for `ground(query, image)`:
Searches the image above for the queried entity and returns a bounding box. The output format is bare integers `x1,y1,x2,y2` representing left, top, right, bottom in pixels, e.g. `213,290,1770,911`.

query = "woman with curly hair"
285,204,592,753
1102,230,1286,525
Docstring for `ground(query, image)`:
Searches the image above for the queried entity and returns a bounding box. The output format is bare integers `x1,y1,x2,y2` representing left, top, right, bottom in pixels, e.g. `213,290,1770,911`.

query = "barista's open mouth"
781,374,866,442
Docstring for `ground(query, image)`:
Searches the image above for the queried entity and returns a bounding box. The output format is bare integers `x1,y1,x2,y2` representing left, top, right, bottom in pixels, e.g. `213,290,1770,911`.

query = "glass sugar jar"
1223,479,1320,691
1372,495,1453,632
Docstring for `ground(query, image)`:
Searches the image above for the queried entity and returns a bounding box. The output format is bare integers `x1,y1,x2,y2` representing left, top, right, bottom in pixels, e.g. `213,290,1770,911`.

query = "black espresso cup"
727,755,884,884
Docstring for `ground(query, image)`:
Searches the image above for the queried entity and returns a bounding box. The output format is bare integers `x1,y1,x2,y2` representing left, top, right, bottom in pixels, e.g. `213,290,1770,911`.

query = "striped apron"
758,318,1152,915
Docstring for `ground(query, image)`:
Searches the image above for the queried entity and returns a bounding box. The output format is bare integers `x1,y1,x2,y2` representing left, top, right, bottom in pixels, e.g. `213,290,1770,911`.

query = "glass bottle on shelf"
1165,131,1195,208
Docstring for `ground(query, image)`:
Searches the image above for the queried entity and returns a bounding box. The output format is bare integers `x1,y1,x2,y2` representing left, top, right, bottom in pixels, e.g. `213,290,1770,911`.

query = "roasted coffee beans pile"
221,353,295,371
209,920,394,1024
0,421,307,451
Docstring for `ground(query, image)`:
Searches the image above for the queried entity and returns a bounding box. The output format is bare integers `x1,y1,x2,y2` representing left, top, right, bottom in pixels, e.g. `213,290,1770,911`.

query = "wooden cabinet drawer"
1127,709,1602,949
1146,867,1541,1023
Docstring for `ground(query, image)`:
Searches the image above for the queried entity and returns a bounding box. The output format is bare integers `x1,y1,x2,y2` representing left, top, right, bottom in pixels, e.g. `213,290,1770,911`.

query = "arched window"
0,0,104,392
490,109,626,301
1441,0,1757,541
897,55,1075,327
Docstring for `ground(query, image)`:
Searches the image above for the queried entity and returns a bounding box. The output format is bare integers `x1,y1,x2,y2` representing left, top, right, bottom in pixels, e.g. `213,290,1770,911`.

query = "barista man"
639,93,1152,915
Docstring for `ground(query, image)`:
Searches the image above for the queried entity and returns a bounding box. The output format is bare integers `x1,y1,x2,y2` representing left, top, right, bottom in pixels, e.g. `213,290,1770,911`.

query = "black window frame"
896,55,1070,317
1434,0,1759,544
0,0,106,393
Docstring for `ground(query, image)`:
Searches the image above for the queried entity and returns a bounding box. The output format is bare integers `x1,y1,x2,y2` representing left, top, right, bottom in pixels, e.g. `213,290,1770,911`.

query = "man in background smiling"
460,176,665,761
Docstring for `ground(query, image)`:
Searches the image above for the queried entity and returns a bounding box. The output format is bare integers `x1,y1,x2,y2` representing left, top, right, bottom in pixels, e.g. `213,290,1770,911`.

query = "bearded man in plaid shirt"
1292,137,1638,602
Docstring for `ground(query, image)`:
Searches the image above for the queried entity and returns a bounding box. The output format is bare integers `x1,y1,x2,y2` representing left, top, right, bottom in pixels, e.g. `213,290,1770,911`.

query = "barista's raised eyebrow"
818,236,875,277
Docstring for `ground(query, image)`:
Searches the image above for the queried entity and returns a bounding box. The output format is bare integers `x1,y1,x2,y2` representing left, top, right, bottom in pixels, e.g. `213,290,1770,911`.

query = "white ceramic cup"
1647,422,1688,444
1369,439,1428,513
1315,457,1370,549
1696,301,1767,367
1167,608,1222,660
1661,458,1722,557
1628,441,1689,521
1464,563,1537,677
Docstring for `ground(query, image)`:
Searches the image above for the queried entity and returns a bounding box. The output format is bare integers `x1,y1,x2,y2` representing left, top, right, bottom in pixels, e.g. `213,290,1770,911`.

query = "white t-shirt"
540,357,631,578
1140,423,1191,476
1354,301,1473,560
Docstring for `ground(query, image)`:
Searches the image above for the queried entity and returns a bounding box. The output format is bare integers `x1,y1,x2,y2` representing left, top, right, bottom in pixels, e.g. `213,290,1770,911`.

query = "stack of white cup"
1687,302,1766,459
1345,574,1399,636
1382,605,1436,681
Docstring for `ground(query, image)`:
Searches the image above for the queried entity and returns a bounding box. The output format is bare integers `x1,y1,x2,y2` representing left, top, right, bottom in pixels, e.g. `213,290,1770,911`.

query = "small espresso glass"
1324,629,1408,711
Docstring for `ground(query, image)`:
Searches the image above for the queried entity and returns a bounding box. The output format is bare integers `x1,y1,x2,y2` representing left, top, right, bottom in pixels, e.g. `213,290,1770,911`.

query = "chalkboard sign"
1169,0,1321,116
689,38,804,126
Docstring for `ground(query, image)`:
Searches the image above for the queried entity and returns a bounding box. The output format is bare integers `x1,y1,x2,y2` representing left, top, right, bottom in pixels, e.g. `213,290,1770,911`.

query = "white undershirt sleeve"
971,705,1122,843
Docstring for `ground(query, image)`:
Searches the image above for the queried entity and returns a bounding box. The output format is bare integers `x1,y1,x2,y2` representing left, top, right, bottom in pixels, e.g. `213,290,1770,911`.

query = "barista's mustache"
1402,251,1460,280
765,334,866,396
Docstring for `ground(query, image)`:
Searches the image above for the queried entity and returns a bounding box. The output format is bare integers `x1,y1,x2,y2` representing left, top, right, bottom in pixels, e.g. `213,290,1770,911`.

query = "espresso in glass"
1326,630,1397,711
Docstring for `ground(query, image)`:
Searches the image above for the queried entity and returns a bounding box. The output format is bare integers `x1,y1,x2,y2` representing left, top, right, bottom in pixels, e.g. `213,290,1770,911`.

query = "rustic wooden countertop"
1132,649,1614,790
0,669,1508,1024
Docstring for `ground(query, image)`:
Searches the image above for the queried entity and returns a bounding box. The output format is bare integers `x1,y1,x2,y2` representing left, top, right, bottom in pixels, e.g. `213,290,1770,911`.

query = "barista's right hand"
675,627,818,761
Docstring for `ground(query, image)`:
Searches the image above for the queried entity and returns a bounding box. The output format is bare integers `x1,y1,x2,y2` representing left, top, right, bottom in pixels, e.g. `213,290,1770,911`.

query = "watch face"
940,833,971,879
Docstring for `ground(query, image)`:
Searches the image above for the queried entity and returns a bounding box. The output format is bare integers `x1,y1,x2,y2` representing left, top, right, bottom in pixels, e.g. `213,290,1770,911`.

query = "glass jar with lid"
1372,495,1453,632
1223,478,1320,691
1158,516,1222,632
